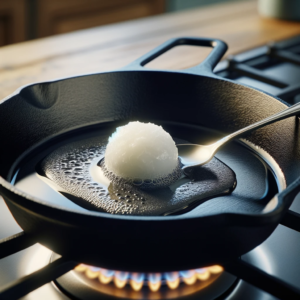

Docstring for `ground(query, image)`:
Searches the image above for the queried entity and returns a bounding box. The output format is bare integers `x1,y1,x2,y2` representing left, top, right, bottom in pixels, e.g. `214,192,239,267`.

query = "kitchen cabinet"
0,0,165,46
0,0,26,46
36,0,165,37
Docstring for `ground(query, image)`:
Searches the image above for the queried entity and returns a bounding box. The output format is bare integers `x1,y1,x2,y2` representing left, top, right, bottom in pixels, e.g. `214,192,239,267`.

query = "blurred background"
0,0,246,46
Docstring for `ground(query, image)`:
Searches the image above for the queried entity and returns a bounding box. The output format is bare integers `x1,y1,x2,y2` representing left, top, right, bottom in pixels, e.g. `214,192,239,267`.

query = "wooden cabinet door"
0,0,26,46
37,0,165,38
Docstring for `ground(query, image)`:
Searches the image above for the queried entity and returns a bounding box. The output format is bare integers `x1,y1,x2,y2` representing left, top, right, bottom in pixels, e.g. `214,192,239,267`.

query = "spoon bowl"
177,143,218,169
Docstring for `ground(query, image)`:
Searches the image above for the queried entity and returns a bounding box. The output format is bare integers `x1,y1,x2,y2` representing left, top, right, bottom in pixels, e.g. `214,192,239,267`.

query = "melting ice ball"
102,121,182,189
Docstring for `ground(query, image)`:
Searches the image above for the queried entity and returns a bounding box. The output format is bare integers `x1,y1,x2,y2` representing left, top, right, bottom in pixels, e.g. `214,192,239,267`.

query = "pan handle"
257,176,300,225
273,176,300,215
124,37,228,74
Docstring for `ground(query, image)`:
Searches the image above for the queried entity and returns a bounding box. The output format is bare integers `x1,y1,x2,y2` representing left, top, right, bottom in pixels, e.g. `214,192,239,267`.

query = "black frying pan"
0,37,300,272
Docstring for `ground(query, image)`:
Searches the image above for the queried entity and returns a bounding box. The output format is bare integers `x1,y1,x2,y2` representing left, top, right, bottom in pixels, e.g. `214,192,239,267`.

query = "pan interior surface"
12,121,281,218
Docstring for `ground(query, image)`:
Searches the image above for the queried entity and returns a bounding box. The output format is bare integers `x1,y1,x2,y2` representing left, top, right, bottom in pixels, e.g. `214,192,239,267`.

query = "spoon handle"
218,101,300,145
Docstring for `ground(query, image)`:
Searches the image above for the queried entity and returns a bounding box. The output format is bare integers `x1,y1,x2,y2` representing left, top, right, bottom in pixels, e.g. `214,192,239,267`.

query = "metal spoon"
177,101,300,173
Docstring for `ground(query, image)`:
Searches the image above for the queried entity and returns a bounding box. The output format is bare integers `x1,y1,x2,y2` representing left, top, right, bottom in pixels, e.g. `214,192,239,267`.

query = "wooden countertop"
1,0,300,100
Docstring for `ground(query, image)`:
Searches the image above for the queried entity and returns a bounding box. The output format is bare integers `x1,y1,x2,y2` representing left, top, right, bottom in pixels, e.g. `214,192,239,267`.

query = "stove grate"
216,35,300,105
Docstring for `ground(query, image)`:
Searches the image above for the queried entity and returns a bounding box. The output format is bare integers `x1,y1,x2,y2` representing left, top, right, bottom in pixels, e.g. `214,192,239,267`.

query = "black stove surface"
1,35,300,300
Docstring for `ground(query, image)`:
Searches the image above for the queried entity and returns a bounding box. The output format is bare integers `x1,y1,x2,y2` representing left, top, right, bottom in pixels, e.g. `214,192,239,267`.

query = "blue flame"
195,268,206,274
115,271,129,281
165,272,179,282
131,273,145,283
100,269,114,277
148,273,162,284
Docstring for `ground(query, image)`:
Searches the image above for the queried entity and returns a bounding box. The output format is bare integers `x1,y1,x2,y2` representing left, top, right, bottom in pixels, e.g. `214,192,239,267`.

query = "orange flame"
85,268,100,279
130,273,144,291
167,278,180,289
99,272,113,284
114,271,128,288
148,281,161,292
209,265,223,274
130,279,143,291
148,273,162,292
74,264,88,272
114,277,127,288
196,268,210,281
166,272,180,289
182,271,197,285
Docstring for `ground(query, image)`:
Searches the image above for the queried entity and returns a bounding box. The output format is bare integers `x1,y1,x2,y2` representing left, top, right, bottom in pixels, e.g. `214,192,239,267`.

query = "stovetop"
1,35,300,300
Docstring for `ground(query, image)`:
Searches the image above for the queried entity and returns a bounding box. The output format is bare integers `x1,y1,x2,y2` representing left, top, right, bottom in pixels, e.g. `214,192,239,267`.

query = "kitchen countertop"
1,0,300,100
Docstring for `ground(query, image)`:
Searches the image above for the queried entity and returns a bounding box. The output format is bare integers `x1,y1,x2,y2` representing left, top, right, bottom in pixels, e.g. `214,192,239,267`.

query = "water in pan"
34,136,235,216
12,121,278,216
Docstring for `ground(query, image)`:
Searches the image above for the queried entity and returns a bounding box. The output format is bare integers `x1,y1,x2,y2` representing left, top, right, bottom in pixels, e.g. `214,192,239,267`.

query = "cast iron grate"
1,36,300,300
215,35,300,105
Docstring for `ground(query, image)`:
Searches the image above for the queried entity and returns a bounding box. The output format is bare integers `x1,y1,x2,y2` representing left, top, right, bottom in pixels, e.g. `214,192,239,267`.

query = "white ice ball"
104,121,179,180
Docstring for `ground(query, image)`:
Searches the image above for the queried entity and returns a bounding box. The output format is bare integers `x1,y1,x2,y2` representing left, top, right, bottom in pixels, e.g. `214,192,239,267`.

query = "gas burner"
52,254,237,299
